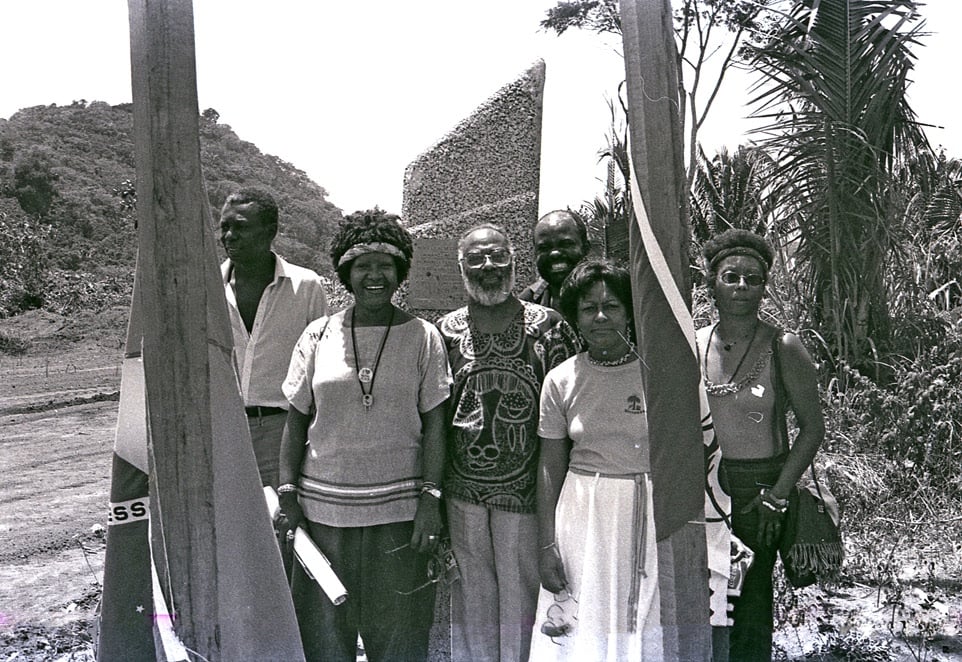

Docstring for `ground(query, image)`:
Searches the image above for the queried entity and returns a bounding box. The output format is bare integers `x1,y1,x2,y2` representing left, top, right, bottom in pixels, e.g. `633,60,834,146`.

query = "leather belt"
245,406,287,418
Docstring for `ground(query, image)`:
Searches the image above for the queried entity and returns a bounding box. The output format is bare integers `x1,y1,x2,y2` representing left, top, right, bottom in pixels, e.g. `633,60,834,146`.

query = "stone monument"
402,60,545,317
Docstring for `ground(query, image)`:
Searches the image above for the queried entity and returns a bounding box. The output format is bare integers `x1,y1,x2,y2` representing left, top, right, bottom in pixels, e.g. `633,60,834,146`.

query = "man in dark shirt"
437,223,578,662
518,210,589,312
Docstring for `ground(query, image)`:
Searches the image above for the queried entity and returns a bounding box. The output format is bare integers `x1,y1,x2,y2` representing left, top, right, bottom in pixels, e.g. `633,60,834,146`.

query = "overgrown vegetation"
0,101,343,318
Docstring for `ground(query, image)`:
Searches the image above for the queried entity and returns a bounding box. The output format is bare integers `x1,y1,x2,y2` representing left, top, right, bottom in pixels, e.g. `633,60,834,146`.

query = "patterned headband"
708,246,770,271
337,242,407,268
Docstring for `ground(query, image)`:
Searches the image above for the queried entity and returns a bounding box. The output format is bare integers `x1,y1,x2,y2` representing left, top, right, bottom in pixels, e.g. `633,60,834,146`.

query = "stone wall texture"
402,60,545,316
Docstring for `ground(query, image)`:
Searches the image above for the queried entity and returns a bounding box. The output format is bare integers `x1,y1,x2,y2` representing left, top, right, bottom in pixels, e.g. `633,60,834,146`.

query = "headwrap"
336,242,407,268
707,246,771,272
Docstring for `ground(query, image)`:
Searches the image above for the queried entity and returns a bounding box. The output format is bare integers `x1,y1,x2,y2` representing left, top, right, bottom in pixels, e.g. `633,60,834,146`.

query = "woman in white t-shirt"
277,209,452,662
530,260,661,661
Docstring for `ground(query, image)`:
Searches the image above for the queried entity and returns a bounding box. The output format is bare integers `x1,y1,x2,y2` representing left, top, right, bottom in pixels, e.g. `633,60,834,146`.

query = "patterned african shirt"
437,300,578,513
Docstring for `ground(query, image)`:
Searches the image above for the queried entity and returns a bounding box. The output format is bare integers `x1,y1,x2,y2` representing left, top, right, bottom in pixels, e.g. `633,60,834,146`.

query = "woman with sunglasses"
529,260,662,660
697,229,824,661
278,209,452,661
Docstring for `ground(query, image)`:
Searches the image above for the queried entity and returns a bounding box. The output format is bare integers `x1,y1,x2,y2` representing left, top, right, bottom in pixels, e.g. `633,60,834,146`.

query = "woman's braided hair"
330,209,414,292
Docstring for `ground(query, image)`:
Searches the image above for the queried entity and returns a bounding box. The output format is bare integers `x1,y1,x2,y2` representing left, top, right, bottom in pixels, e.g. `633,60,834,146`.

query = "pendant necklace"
706,322,757,383
704,322,760,395
350,306,395,411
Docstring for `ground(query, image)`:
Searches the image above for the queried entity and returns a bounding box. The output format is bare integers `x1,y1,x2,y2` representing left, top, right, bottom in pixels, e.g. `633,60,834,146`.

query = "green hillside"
0,101,342,317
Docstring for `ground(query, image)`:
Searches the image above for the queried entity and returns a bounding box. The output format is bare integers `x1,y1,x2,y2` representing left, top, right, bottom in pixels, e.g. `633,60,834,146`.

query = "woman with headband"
278,209,452,661
697,229,824,661
530,259,662,659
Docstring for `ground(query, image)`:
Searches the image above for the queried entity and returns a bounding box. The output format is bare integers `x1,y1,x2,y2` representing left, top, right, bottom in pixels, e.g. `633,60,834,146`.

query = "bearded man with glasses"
437,224,579,662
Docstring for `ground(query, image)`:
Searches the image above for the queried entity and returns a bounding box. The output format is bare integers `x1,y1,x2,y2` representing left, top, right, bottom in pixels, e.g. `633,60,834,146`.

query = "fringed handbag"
778,466,843,587
770,330,844,588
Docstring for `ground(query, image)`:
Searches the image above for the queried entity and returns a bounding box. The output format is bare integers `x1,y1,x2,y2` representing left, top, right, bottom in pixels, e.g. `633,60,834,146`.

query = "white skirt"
529,470,662,662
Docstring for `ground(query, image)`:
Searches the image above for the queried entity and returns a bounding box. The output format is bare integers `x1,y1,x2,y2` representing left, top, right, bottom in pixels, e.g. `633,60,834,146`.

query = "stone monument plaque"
408,237,464,310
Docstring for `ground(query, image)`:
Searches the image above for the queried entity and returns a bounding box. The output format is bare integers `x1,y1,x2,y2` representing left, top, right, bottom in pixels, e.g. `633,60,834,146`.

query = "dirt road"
0,401,115,628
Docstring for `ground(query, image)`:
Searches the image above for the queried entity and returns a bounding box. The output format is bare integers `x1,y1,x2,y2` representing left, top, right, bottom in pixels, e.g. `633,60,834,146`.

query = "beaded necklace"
586,341,639,367
704,323,769,396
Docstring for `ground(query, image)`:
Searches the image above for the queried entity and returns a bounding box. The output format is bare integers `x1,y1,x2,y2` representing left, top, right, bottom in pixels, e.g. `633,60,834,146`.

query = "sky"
1,1,960,217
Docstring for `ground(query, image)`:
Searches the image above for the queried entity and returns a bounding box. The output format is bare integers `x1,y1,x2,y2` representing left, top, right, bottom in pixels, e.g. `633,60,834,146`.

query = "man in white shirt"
220,187,329,488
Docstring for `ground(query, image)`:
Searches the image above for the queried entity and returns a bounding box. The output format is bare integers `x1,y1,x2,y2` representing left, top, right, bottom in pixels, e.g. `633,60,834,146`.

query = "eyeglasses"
385,538,459,595
459,249,513,269
540,588,579,643
719,271,766,287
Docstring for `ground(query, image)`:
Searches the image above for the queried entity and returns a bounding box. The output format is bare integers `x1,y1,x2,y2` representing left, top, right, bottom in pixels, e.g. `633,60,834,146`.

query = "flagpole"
619,0,714,659
128,0,221,655
124,4,307,658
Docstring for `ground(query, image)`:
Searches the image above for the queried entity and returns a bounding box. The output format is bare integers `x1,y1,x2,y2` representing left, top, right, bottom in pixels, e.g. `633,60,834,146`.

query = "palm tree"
689,144,772,243
899,150,962,314
580,96,632,264
748,0,929,373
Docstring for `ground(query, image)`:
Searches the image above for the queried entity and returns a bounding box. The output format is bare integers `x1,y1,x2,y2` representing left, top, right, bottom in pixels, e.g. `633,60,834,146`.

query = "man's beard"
462,264,515,306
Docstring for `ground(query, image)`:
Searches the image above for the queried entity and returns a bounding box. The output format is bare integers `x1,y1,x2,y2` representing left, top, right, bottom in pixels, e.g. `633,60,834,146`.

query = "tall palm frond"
690,144,774,242
899,152,962,314
748,0,929,372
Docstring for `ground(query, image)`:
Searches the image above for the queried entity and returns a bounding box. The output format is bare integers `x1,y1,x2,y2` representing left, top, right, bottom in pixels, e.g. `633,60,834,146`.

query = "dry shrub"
0,330,31,355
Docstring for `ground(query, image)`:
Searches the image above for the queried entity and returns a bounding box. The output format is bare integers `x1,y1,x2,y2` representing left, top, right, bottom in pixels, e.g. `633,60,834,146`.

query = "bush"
824,330,962,494
42,269,132,316
0,210,50,317
0,330,30,355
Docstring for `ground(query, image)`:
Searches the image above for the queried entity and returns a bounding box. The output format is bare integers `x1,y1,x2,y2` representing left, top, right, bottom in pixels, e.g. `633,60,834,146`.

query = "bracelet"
541,542,557,551
759,489,788,513
760,488,789,507
420,483,442,500
277,483,297,495
760,500,787,513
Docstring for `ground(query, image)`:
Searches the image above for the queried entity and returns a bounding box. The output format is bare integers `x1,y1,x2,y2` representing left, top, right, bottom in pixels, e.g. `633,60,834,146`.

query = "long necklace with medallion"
350,306,395,411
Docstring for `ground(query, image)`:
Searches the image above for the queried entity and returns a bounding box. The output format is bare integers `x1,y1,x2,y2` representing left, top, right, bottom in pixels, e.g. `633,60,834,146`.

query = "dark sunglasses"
719,271,766,287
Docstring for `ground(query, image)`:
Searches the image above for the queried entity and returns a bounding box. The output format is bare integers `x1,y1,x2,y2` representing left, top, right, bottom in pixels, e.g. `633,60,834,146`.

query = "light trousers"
447,498,540,662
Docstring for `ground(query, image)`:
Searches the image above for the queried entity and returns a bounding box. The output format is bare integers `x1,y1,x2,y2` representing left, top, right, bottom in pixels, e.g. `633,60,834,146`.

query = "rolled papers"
263,486,348,606
293,528,348,606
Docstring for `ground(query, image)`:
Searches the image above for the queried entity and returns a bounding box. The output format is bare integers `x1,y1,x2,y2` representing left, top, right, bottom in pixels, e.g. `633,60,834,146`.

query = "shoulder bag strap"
770,329,791,457
772,329,824,494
